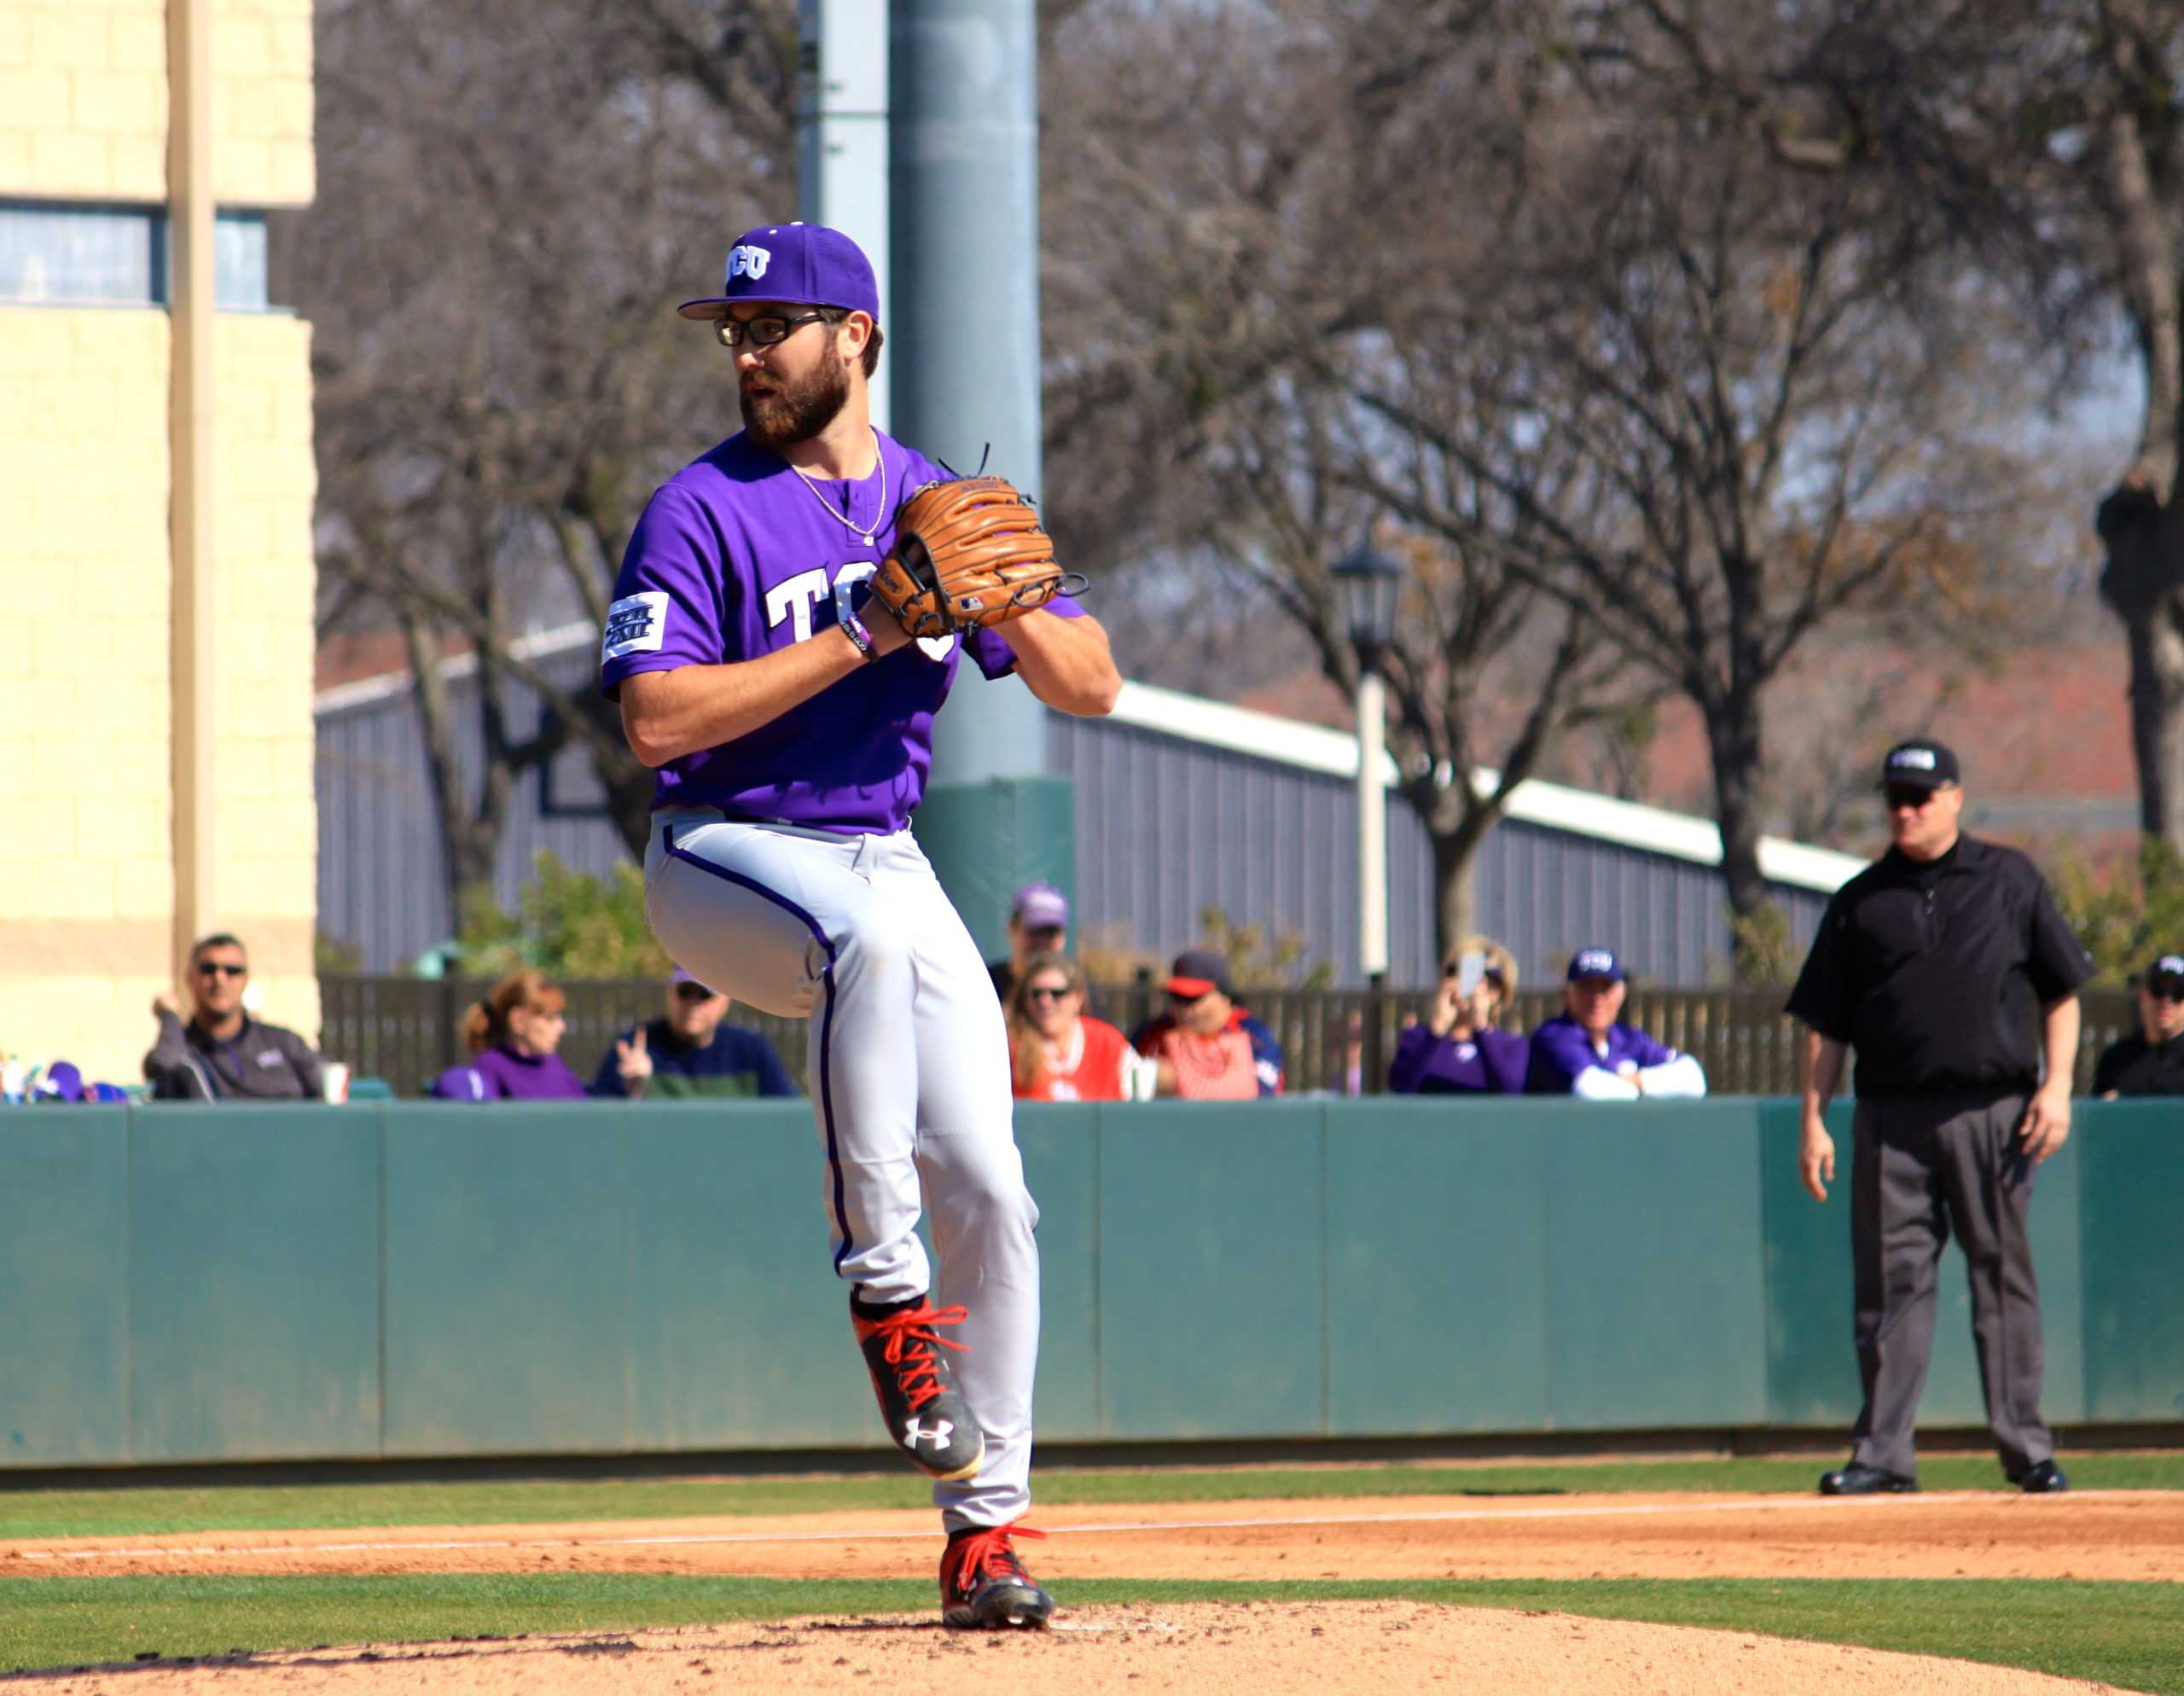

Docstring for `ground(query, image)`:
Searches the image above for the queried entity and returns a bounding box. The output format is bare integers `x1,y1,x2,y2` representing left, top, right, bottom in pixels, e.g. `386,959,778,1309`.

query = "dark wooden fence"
320,974,2140,1101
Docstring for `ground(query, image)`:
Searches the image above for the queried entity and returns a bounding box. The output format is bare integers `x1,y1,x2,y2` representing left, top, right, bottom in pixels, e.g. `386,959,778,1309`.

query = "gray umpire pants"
1849,1091,2053,1480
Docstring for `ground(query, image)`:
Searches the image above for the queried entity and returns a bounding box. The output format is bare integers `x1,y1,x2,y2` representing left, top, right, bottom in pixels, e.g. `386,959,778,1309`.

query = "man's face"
189,944,249,1019
1885,781,1963,860
1012,920,1066,965
729,301,853,449
2140,979,2184,1043
1170,988,1232,1037
1565,976,1625,1037
667,982,731,1043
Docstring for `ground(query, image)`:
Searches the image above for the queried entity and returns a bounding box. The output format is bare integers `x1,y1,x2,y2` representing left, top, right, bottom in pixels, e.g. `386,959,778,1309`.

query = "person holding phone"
1388,937,1528,1095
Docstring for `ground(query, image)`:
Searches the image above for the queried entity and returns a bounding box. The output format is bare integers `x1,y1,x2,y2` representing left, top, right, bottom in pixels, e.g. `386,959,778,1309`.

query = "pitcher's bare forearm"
1001,611,1120,717
619,620,912,766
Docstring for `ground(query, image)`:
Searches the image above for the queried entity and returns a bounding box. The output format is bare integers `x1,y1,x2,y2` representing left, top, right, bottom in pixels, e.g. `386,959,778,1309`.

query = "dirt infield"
10,1488,2181,1581
10,1490,2174,1693
12,1603,2136,1696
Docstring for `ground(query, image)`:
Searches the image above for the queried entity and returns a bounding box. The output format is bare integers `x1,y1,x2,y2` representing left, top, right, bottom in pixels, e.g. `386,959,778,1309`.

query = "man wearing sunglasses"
1786,739,2091,1498
602,223,1118,1632
2092,954,2184,1098
143,932,324,1102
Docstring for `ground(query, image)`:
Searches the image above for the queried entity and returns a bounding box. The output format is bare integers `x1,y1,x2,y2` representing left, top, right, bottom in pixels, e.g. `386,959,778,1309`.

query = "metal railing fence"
319,975,2138,1101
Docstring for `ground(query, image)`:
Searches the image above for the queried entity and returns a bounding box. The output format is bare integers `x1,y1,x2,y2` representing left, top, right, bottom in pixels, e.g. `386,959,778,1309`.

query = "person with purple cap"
1523,948,1707,1098
601,222,1118,1630
988,882,1071,1006
590,968,796,1101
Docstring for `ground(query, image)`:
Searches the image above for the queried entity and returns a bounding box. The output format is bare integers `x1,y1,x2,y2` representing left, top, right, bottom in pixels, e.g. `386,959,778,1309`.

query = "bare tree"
288,0,795,916
1320,21,2037,973
1590,0,2184,851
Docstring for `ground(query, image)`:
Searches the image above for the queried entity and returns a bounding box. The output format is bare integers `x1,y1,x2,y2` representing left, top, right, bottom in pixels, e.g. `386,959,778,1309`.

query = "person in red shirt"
1007,953,1149,1101
1129,950,1285,1099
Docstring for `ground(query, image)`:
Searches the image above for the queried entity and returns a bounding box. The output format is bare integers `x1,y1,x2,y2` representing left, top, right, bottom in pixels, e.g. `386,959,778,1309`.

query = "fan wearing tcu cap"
601,224,1118,1630
2092,953,2184,1098
1523,949,1708,1098
1786,738,2092,1496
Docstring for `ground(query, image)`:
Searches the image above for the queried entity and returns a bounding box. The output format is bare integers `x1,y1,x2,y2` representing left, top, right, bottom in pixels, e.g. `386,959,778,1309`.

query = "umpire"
1786,739,2089,1496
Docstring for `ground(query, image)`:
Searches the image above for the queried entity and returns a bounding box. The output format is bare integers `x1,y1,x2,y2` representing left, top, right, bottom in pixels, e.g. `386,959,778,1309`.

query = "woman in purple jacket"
428,971,590,1101
1387,938,1529,1095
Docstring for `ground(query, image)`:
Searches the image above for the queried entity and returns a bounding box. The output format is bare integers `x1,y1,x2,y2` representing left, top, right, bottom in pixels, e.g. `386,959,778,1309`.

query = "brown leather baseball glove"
868,476,1077,639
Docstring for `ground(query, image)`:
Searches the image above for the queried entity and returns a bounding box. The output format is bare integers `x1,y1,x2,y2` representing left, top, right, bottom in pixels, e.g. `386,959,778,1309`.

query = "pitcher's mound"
27,1601,2125,1694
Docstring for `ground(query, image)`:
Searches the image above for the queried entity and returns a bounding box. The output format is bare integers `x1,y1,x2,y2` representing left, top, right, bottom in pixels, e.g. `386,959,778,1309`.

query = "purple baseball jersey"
599,430,1084,833
1522,1014,1680,1095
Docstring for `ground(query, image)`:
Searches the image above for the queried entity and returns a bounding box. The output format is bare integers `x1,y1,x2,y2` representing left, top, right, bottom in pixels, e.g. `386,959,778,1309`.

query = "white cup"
322,1060,351,1104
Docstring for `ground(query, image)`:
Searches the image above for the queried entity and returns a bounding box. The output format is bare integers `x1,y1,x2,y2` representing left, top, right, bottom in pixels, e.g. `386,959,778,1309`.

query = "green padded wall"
0,1109,129,1465
0,1097,2169,1469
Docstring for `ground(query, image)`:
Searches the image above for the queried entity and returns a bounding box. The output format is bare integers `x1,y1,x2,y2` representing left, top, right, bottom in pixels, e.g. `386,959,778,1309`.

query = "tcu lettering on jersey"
603,591,669,659
727,243,771,281
763,560,956,660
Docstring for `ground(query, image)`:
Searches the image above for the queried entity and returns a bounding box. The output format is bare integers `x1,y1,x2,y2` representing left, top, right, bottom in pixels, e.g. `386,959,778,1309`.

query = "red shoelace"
853,1302,972,1413
945,1521,1046,1594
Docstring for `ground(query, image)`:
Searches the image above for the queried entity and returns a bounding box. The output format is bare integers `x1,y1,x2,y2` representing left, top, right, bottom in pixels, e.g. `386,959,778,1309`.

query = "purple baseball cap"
677,223,880,323
671,966,716,996
35,1060,84,1103
1010,883,1070,931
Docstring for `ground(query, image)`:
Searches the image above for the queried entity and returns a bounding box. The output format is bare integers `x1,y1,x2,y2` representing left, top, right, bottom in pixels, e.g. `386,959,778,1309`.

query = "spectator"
591,968,798,1100
988,882,1071,1006
429,971,588,1101
144,932,324,1101
1389,938,1527,1095
1008,950,1155,1101
1130,950,1285,1099
2094,952,2184,1098
1524,948,1707,1099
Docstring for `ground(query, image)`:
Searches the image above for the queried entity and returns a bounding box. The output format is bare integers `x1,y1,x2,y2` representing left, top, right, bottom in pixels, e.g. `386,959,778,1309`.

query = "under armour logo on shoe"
903,1417,955,1450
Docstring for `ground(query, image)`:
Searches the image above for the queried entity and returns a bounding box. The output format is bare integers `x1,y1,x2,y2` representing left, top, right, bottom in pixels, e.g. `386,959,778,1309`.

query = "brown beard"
741,346,851,450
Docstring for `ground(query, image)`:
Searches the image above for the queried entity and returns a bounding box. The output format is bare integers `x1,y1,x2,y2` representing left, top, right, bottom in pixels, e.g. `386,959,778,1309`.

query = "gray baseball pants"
1848,1090,2053,1481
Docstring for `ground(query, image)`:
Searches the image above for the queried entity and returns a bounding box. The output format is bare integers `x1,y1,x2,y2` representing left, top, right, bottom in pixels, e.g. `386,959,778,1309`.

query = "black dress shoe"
2016,1459,2070,1493
1818,1462,1918,1496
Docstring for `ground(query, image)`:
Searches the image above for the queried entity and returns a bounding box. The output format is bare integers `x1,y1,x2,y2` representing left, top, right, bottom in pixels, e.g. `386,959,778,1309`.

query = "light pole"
1331,539,1403,990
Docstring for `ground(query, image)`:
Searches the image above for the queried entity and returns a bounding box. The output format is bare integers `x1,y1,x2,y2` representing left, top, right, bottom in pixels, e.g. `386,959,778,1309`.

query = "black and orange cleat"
939,1521,1053,1629
851,1296,985,1482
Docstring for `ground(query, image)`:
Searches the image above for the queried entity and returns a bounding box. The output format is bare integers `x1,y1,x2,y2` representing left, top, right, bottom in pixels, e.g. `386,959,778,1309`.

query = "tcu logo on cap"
2163,955,2184,977
726,243,772,281
1890,746,1937,770
1574,949,1616,976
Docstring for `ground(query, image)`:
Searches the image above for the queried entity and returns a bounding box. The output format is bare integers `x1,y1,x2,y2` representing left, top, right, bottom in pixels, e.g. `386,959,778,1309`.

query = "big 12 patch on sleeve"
602,591,670,659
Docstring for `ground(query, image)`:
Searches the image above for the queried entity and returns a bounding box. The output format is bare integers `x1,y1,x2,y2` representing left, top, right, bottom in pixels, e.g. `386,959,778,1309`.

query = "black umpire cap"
2130,953,2184,996
1876,739,1961,791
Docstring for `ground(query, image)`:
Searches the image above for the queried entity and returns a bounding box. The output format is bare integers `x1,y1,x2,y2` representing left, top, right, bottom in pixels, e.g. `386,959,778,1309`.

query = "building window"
0,201,275,311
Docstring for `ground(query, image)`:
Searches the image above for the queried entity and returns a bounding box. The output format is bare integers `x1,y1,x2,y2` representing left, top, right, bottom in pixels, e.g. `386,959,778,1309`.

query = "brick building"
0,0,318,1083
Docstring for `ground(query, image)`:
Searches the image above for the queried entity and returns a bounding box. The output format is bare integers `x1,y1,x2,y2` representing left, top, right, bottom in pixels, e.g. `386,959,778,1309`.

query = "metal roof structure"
316,622,1863,985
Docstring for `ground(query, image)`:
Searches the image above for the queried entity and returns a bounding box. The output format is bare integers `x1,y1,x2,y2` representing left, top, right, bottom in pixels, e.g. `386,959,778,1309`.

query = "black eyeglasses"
712,311,827,350
195,961,246,979
1025,986,1073,1003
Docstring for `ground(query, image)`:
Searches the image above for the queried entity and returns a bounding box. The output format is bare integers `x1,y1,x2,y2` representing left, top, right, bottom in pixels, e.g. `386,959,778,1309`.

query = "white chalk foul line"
4,1490,2123,1565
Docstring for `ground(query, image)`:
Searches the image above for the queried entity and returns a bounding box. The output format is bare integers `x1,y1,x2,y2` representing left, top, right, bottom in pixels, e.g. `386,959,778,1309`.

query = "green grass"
6,1451,2184,1540
2,1576,2179,1692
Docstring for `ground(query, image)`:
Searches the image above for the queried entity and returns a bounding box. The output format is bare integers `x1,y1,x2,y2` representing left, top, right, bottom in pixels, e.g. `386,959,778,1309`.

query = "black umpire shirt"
2092,1029,2184,1097
1785,834,2093,1099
